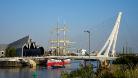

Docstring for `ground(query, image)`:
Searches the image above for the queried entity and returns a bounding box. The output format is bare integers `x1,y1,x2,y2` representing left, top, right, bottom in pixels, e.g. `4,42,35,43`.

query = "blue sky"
0,0,138,52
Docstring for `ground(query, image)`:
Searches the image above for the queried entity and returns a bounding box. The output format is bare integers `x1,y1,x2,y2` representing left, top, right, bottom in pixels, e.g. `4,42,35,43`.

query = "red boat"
47,59,71,67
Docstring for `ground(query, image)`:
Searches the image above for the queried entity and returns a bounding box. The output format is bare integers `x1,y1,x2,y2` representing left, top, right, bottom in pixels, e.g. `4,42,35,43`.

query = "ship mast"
57,22,60,55
50,23,72,56
63,25,66,55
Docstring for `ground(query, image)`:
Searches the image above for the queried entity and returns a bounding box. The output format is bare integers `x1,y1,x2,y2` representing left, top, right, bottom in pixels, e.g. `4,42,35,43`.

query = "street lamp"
84,30,90,58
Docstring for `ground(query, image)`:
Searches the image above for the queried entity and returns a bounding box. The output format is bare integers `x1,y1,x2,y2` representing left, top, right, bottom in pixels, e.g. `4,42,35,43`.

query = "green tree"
113,55,138,69
5,47,16,57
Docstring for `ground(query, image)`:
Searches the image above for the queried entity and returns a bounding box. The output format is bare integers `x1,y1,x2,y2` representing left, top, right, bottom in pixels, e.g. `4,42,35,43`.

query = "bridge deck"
0,56,118,61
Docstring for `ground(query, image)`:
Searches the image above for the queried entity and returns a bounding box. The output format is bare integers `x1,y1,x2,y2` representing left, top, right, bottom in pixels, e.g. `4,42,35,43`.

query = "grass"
61,55,138,78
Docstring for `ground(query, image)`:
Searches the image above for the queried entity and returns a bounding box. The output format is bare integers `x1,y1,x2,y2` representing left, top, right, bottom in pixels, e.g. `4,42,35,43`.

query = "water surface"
0,60,82,78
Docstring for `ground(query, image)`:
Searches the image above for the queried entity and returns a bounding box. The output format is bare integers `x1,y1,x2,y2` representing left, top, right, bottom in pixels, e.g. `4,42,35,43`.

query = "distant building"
8,36,44,57
0,51,5,57
0,44,7,57
77,49,87,56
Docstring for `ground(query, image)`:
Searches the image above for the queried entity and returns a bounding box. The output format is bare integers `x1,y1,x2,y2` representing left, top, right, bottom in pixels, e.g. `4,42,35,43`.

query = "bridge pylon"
97,12,122,57
95,12,122,68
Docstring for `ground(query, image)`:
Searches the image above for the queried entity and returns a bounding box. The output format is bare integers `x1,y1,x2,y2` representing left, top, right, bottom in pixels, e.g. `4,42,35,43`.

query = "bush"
5,47,16,57
113,55,138,69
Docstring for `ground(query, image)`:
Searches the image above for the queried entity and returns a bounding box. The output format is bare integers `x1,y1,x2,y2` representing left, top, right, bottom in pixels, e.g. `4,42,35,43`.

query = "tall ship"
47,23,74,67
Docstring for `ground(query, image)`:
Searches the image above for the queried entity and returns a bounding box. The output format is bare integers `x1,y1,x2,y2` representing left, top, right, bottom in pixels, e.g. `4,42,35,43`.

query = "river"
0,60,91,78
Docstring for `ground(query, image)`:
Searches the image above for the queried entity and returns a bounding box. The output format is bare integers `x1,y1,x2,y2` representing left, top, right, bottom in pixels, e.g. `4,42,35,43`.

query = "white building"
77,49,87,56
0,44,7,57
0,50,5,57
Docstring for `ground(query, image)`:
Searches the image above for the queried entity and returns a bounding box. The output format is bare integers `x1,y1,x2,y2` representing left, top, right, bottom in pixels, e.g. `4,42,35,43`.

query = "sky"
0,0,138,53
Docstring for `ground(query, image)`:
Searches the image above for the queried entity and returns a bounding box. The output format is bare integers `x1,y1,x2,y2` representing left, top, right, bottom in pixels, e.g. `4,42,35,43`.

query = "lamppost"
84,30,90,58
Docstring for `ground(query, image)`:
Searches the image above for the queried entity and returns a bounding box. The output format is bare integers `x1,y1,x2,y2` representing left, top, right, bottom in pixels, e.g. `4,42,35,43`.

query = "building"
0,44,7,57
77,49,87,56
8,35,44,57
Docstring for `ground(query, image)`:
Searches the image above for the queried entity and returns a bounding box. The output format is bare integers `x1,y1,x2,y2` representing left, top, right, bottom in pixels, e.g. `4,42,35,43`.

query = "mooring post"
84,60,86,67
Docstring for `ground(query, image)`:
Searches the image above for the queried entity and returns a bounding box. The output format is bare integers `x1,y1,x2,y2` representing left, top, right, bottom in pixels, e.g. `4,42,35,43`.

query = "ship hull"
47,59,71,67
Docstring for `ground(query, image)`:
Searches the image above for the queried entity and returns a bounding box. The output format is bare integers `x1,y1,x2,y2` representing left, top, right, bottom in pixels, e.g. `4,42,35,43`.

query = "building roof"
8,36,30,48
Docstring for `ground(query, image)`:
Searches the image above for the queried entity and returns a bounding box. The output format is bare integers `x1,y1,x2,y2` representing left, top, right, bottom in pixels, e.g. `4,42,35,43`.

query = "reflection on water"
0,60,82,78
0,67,33,78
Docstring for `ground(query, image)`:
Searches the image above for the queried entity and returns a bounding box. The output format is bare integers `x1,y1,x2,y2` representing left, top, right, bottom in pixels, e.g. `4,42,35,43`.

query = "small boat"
51,64,65,69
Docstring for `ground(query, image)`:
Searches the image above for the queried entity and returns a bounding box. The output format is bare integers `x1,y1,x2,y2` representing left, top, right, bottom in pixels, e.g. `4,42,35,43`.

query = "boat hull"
47,59,71,67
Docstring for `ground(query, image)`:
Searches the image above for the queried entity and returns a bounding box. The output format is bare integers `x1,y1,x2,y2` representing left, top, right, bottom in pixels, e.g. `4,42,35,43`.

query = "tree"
5,47,16,57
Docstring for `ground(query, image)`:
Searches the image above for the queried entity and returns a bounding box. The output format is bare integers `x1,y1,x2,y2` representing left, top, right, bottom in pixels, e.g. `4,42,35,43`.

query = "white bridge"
0,12,122,63
0,56,117,61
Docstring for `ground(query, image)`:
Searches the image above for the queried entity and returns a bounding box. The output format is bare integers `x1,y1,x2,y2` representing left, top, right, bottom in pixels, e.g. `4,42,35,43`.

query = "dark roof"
8,36,30,48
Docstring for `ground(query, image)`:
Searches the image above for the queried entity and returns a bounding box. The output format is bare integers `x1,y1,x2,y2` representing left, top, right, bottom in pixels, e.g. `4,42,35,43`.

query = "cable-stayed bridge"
0,12,122,67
